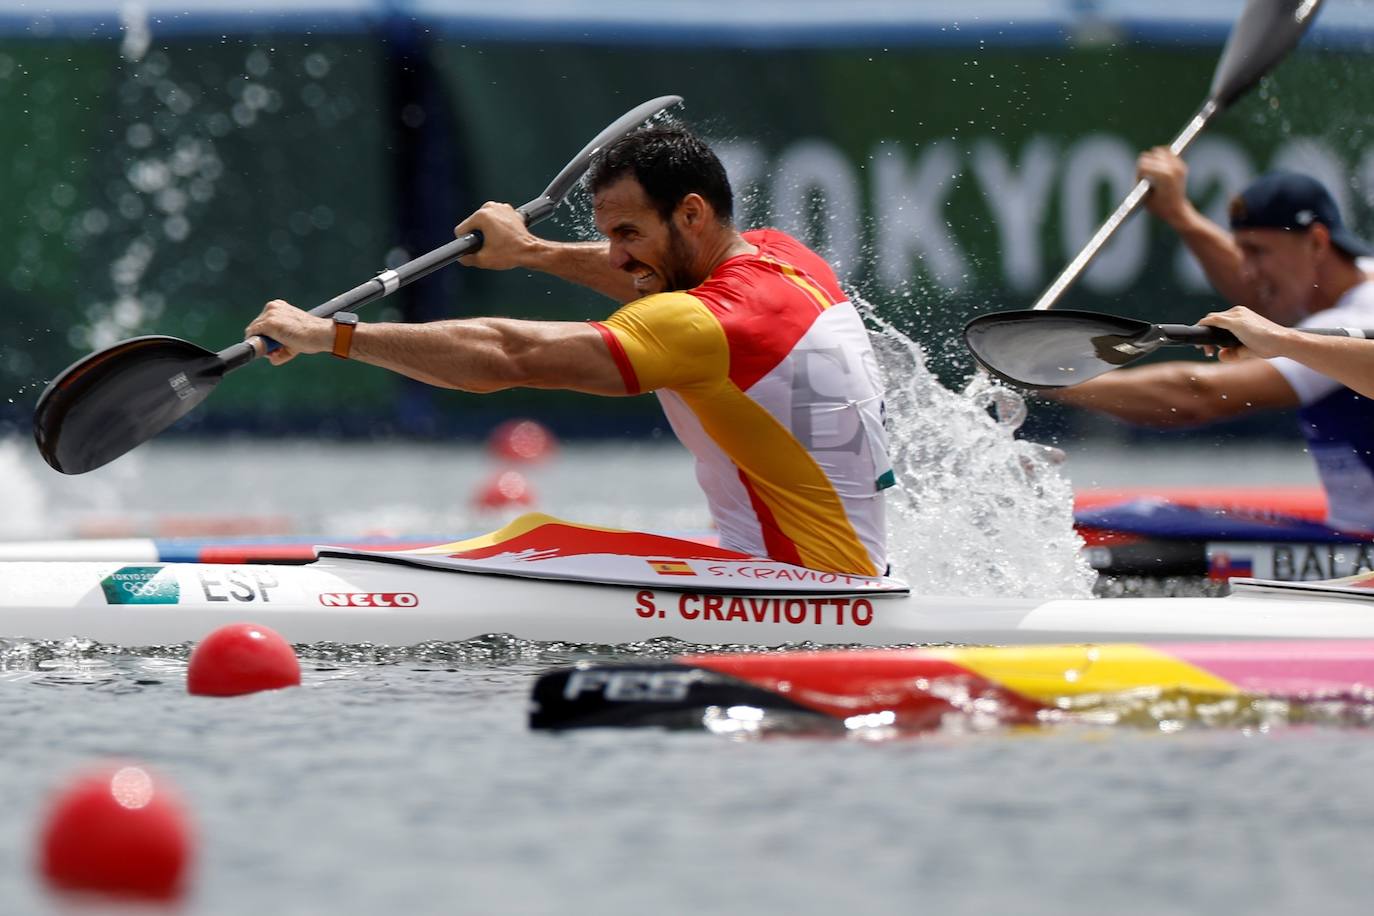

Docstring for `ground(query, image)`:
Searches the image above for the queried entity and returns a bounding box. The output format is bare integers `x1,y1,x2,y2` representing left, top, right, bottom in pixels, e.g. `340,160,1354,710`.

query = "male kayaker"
245,125,892,576
1049,161,1374,532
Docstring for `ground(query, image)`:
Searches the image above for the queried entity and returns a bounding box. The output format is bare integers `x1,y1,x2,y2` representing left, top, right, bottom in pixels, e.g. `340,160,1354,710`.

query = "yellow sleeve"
594,292,728,394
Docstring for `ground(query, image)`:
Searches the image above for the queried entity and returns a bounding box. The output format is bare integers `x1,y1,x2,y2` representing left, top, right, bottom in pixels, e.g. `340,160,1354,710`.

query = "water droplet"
245,49,271,78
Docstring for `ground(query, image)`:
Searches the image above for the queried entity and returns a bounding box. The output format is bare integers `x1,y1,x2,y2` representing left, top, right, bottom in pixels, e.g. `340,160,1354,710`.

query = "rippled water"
1,431,1365,913
3,639,1374,916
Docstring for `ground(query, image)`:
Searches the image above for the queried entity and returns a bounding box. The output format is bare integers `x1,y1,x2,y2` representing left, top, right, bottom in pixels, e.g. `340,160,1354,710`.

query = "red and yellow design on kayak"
406,513,739,562
685,641,1374,728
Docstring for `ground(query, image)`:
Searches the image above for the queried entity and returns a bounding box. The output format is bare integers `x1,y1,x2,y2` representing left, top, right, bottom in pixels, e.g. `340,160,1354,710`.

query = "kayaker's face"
1235,227,1322,324
595,176,701,297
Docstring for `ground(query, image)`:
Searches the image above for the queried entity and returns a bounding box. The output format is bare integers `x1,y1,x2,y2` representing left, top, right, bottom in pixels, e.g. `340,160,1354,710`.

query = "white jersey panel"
1269,281,1374,405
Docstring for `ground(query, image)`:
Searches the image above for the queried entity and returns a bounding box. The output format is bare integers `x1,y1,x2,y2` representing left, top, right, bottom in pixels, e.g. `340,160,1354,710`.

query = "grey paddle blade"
964,310,1245,389
1210,0,1324,109
964,310,1166,389
519,94,684,225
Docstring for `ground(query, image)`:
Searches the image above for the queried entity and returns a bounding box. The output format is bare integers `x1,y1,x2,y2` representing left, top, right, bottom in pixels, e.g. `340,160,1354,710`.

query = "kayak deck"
2,553,1374,646
2,512,1373,646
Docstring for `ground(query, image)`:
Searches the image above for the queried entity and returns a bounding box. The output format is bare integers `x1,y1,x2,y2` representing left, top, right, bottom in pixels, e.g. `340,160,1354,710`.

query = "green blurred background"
3,2,1372,442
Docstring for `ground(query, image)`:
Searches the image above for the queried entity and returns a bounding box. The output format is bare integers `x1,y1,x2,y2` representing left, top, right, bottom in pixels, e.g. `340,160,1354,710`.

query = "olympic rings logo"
120,580,173,598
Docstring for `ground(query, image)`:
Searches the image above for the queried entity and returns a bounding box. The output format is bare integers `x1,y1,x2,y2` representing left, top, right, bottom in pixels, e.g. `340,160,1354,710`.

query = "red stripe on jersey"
588,320,641,395
738,469,806,568
691,229,849,393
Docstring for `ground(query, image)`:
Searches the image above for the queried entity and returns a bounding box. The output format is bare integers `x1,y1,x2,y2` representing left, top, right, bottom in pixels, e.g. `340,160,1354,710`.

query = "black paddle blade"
530,663,840,733
964,309,1162,389
33,336,228,474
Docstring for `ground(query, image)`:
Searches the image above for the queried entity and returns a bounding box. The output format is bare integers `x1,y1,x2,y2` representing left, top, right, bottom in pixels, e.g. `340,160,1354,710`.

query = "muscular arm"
1137,147,1253,305
520,238,640,304
244,301,629,396
454,203,639,303
1045,355,1299,427
1161,207,1254,306
348,318,629,394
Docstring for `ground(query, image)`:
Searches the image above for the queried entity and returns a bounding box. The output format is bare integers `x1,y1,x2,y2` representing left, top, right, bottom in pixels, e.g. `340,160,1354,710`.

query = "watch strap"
331,312,358,359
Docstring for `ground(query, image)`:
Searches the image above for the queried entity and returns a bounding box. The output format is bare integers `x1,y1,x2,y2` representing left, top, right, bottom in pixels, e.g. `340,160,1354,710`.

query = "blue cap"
1229,171,1372,259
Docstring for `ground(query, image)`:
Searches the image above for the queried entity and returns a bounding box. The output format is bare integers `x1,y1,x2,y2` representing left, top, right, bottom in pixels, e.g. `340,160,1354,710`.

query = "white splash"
865,306,1094,598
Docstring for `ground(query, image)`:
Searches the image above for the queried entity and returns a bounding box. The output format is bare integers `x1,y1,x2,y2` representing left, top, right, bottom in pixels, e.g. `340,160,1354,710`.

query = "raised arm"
1138,147,1253,306
454,202,640,304
245,300,630,396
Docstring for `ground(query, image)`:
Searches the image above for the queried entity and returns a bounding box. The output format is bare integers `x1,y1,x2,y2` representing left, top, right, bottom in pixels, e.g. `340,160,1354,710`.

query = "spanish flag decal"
649,559,695,576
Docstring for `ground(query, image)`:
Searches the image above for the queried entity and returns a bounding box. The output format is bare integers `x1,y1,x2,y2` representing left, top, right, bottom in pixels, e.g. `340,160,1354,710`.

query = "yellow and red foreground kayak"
531,640,1374,731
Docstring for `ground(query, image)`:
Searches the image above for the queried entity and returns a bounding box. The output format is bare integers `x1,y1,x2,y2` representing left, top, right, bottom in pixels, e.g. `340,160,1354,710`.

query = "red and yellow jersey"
590,229,891,576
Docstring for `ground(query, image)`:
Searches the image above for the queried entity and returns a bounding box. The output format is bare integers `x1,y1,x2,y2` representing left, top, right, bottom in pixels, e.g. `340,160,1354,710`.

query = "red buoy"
488,418,557,463
39,765,193,902
473,469,535,510
186,623,301,697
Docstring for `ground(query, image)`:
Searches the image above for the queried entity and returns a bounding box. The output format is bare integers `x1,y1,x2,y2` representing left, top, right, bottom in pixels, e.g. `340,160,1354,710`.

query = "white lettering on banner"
726,133,1369,294
772,139,862,280
562,669,697,703
970,137,1058,293
1061,134,1146,292
872,139,967,291
1174,138,1254,291
317,593,419,608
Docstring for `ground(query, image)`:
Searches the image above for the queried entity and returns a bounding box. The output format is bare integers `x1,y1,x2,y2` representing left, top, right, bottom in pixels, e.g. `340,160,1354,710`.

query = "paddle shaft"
213,92,681,370
1156,324,1373,347
217,199,550,370
30,94,682,475
1032,0,1323,312
1031,100,1218,311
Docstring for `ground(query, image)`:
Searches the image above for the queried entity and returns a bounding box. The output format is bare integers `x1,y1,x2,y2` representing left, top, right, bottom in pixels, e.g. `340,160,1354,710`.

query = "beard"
622,222,706,295
660,222,700,291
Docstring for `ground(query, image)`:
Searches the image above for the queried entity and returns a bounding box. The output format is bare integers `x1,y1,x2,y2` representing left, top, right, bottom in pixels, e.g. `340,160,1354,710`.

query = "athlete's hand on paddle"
1199,306,1295,361
454,202,540,270
245,300,331,365
31,94,683,475
1137,147,1191,224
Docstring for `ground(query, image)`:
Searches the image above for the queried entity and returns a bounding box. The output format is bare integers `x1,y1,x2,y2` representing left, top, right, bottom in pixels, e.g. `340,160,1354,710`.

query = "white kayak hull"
4,556,1374,646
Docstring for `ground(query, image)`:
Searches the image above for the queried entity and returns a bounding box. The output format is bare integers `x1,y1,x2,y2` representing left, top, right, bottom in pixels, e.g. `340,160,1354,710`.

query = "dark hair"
586,125,734,224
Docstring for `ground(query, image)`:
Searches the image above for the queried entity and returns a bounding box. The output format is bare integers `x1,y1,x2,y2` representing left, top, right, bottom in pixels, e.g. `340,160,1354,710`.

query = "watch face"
334,312,359,324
